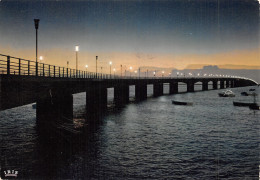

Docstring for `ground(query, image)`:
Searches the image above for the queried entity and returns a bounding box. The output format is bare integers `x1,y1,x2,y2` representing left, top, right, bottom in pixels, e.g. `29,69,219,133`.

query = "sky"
0,0,259,73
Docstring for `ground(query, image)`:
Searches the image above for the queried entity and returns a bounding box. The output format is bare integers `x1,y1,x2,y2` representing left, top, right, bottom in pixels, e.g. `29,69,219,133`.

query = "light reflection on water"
0,85,259,179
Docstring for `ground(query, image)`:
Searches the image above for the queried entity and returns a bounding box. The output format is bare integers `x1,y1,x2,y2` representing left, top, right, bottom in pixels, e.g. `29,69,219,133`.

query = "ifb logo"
3,170,18,177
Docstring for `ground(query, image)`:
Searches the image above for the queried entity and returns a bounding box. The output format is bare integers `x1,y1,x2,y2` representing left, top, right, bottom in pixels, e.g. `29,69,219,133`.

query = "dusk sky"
0,0,259,73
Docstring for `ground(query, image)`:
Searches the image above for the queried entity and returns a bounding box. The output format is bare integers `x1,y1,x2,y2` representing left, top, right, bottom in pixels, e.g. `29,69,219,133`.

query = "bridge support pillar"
213,81,218,89
36,92,73,125
220,81,225,89
86,86,107,118
135,83,147,101
114,85,129,106
187,82,194,92
231,81,234,88
202,82,208,91
226,81,230,88
169,82,178,94
153,83,163,97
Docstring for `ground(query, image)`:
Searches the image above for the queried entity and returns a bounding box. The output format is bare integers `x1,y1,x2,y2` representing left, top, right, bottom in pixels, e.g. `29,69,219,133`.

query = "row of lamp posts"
33,19,170,79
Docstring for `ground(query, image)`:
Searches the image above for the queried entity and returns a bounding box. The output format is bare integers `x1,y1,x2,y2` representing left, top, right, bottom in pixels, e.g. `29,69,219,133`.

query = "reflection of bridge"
0,54,257,123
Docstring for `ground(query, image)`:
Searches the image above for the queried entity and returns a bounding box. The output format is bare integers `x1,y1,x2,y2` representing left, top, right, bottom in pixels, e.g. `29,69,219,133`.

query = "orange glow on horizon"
1,46,259,74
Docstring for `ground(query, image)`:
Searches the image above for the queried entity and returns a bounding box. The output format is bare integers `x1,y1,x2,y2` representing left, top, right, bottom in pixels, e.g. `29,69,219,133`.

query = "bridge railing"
0,54,246,81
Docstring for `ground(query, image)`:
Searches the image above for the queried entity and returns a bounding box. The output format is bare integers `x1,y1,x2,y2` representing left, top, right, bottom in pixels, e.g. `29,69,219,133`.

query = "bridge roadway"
0,74,257,124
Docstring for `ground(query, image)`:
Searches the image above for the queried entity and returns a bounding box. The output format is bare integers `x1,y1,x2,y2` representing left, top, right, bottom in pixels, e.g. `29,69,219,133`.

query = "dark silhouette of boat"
248,92,259,110
241,92,249,96
249,89,255,91
233,101,256,107
172,100,193,106
249,104,260,110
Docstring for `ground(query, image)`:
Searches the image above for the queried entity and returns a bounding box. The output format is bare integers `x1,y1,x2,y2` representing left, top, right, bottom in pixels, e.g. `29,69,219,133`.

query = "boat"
249,104,260,110
218,90,235,97
172,100,193,106
249,89,255,91
233,101,256,107
249,93,259,110
241,92,249,96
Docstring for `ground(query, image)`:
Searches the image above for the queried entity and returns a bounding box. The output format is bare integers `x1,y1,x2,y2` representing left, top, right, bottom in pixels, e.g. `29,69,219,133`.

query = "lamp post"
85,65,88,71
130,66,132,77
121,65,122,77
177,72,179,78
75,45,79,77
113,68,116,77
109,61,112,78
96,56,98,77
34,19,40,76
162,71,164,77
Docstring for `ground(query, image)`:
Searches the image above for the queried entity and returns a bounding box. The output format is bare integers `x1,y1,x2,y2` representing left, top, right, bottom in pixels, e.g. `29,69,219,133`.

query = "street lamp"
162,71,164,77
177,72,179,78
121,64,122,77
130,66,132,77
85,65,88,71
34,19,40,76
113,68,116,77
75,45,79,77
109,61,112,78
96,56,98,76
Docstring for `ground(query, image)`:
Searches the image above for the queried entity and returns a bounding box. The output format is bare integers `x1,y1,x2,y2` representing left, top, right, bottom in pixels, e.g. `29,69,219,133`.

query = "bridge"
0,54,257,125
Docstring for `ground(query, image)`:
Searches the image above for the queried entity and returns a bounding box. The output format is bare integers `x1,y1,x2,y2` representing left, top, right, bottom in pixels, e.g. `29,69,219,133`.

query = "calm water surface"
0,86,259,179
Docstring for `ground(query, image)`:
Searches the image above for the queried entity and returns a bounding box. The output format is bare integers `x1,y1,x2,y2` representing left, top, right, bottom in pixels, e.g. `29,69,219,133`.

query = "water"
0,86,259,179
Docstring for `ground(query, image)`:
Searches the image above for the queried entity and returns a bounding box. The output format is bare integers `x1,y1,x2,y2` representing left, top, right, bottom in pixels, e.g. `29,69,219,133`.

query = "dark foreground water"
0,86,259,179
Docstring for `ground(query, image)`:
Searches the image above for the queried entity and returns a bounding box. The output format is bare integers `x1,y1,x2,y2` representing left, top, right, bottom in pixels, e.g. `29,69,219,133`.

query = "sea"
0,85,259,179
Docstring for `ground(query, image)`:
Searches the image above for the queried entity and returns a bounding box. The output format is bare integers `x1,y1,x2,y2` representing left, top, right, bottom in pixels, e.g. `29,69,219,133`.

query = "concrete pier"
86,85,107,118
226,81,230,88
153,83,163,97
114,84,129,106
213,81,218,89
202,81,208,91
187,82,195,92
169,82,178,94
135,83,147,101
220,81,225,89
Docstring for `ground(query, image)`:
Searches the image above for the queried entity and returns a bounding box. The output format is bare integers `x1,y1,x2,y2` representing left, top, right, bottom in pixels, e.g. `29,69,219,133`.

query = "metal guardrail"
0,54,248,81
0,54,123,79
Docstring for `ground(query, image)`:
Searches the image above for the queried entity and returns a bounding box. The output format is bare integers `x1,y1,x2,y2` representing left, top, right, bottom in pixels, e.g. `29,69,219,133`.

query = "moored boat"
172,100,193,106
241,92,248,96
233,101,256,107
249,104,260,110
218,90,235,97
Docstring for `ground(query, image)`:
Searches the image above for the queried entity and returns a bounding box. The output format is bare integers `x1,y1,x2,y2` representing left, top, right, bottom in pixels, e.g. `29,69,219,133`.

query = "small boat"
241,92,249,96
249,104,260,110
233,101,256,107
218,90,235,97
172,100,193,106
249,89,255,91
249,93,259,110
